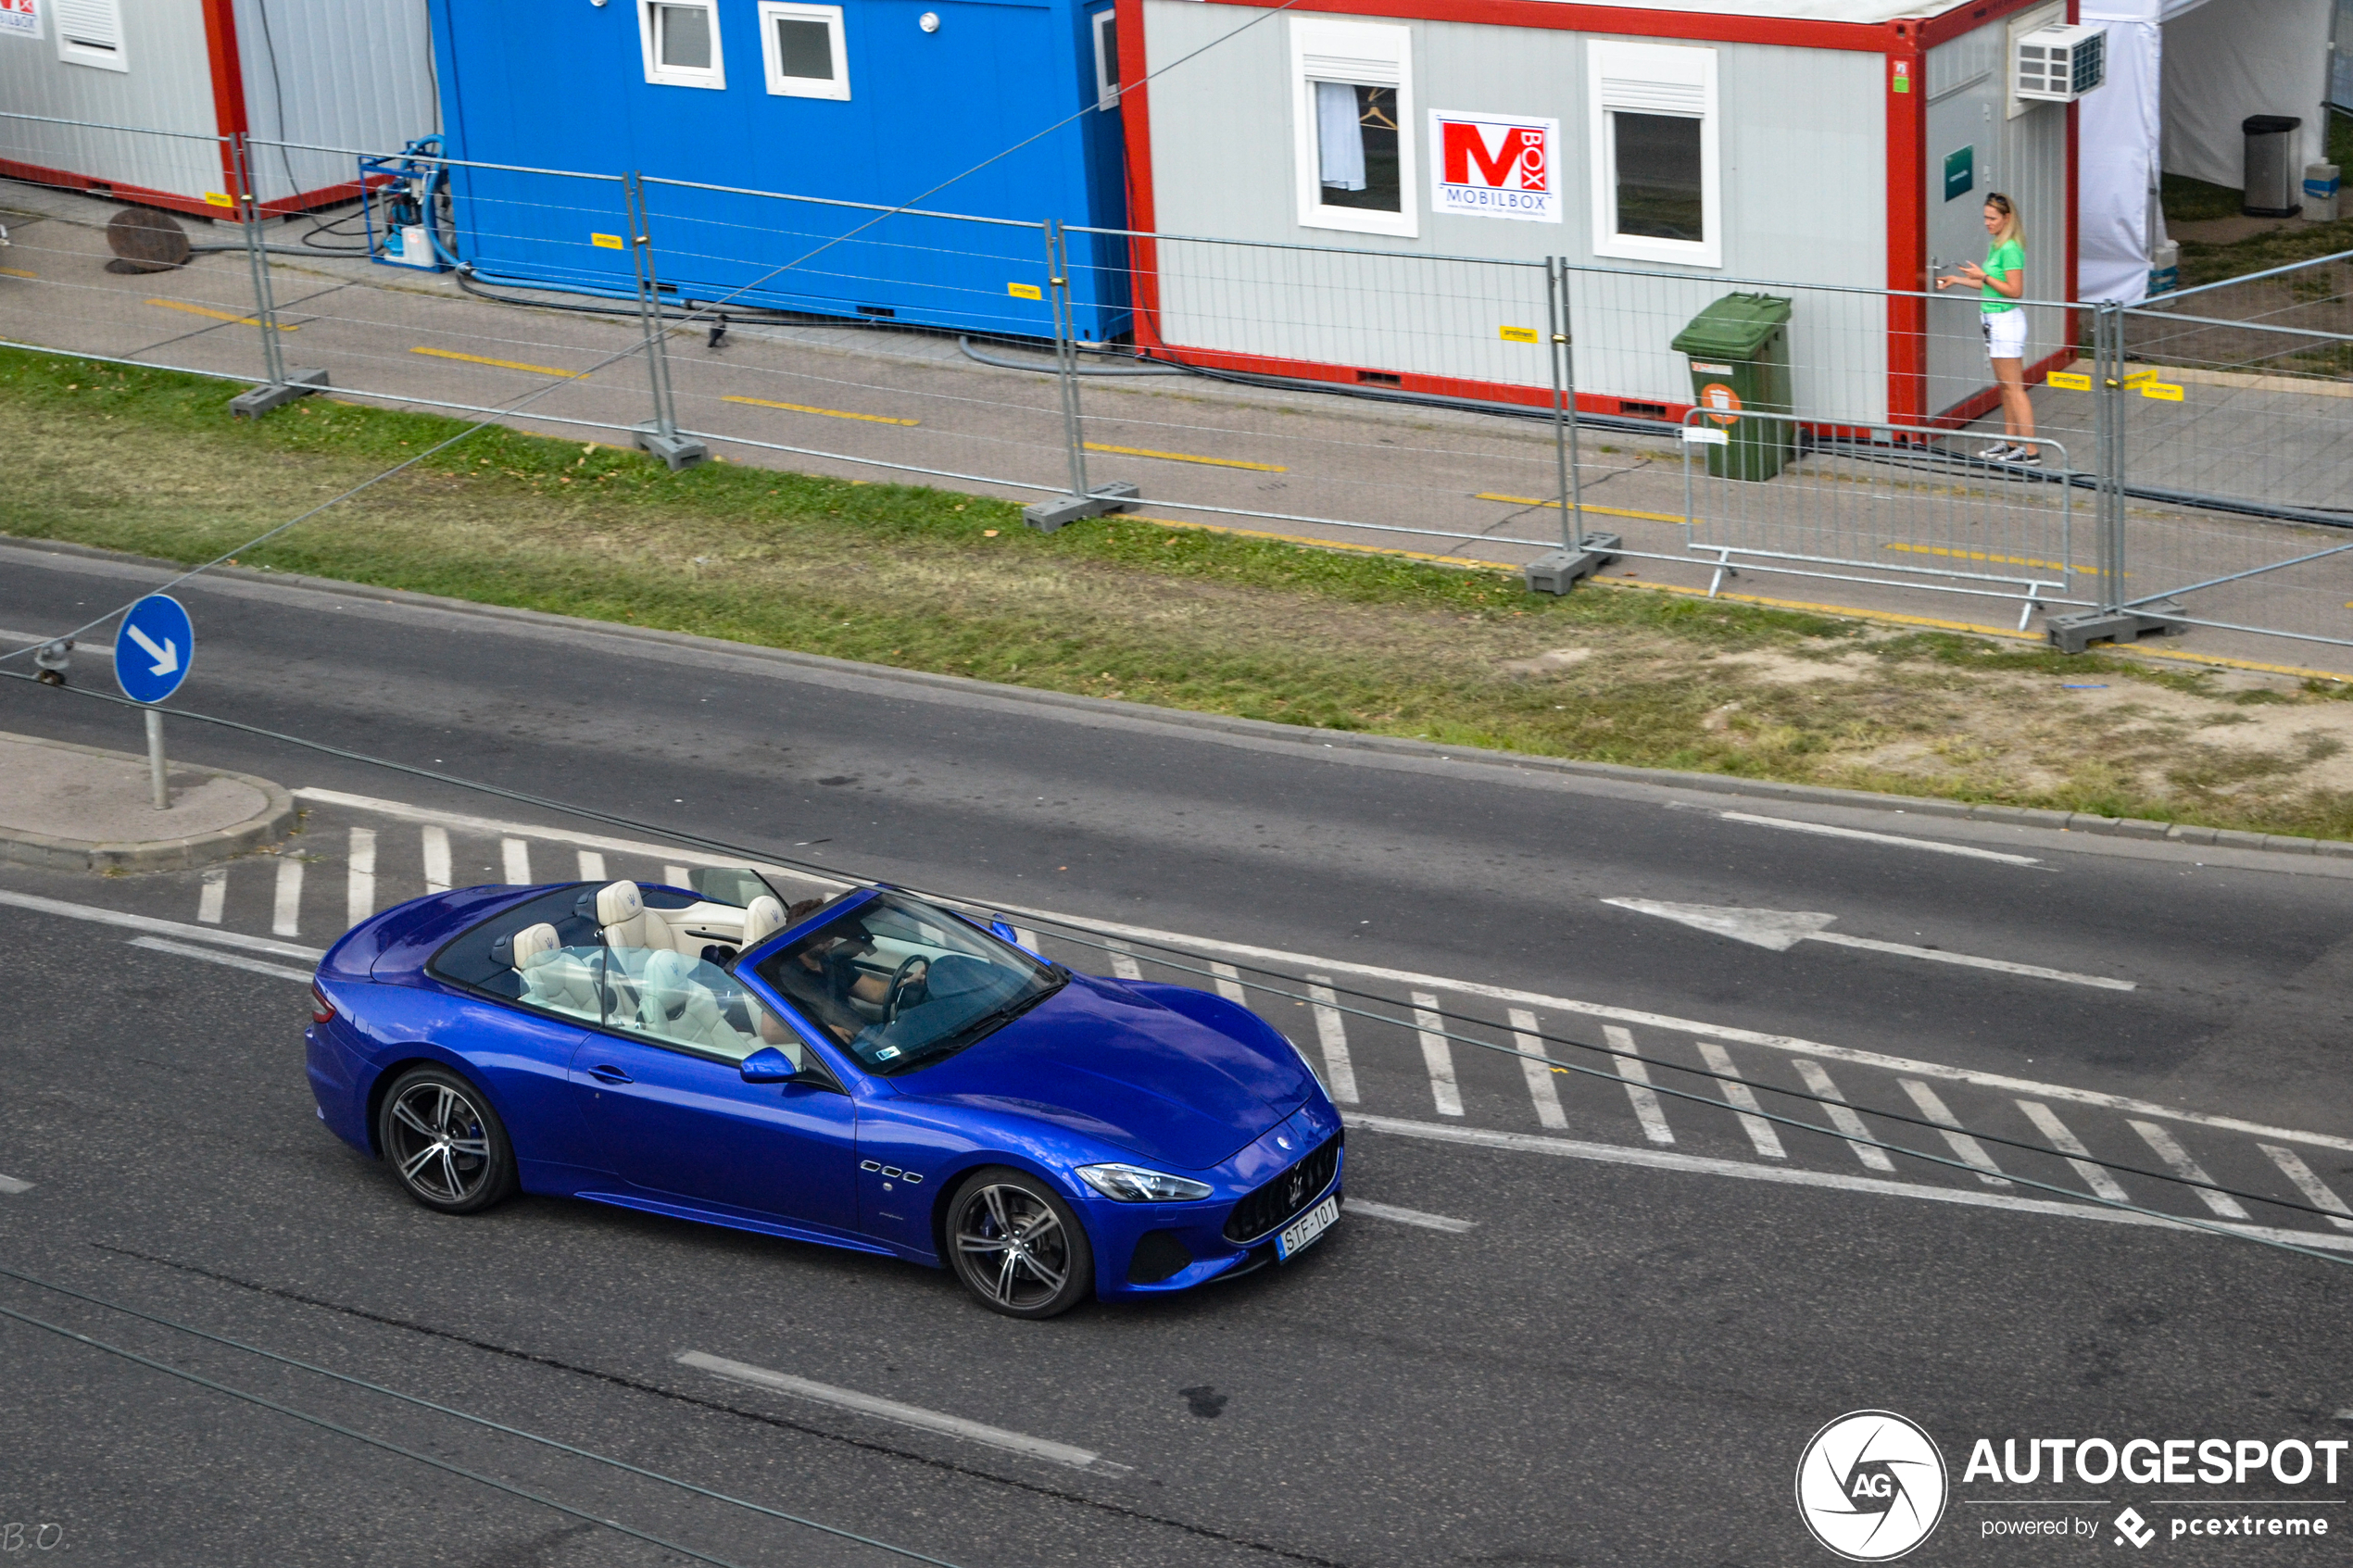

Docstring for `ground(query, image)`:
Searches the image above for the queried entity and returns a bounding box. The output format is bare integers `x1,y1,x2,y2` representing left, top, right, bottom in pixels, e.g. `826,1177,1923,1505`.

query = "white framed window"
1588,41,1719,268
55,0,126,72
1290,19,1416,239
1091,8,1120,112
760,2,849,99
639,0,725,90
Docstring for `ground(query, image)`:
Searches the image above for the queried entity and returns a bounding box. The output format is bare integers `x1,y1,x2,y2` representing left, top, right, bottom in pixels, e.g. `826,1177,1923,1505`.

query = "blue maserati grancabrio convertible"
305,873,1344,1316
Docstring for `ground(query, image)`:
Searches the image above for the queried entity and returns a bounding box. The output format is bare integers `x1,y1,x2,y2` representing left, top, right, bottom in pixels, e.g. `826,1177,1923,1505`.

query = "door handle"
587,1064,634,1085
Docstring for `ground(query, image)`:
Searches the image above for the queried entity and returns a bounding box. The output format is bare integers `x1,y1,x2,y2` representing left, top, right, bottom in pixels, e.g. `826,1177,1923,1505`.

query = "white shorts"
1982,308,2028,360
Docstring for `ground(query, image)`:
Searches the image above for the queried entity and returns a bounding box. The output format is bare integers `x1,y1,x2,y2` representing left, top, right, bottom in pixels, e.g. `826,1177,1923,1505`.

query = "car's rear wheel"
946,1168,1092,1318
378,1066,517,1215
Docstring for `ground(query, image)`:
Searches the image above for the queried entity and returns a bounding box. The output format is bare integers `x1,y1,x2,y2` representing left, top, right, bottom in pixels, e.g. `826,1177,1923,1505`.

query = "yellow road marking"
1883,542,2110,577
0,266,35,280
148,297,296,331
411,345,575,376
1478,493,1684,526
721,394,919,427
1086,443,1285,473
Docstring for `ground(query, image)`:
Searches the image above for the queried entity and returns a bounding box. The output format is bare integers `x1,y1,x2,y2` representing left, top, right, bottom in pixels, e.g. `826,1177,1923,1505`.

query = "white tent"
2076,0,2334,302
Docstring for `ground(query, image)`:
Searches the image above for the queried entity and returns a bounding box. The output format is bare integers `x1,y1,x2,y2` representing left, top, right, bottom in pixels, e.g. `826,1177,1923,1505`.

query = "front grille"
1222,1133,1340,1244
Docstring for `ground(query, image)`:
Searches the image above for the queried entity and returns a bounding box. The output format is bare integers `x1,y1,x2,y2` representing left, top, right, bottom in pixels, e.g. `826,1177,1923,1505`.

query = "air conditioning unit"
2014,22,2106,103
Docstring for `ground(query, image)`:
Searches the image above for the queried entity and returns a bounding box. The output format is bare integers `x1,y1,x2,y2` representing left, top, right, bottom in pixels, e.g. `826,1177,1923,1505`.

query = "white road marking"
271,856,303,937
129,935,313,984
1013,927,1040,952
665,864,690,888
346,827,376,928
1605,1025,1673,1146
500,837,531,884
1717,810,2044,866
2259,1145,2353,1232
2131,1121,2250,1219
1900,1079,2010,1186
295,788,842,895
0,1173,30,1195
1344,1113,2353,1254
979,906,2341,1151
1305,977,1359,1105
1792,1060,1897,1173
196,866,226,924
0,889,321,962
1346,1198,1476,1233
1604,898,2134,991
1697,1040,1785,1159
1105,939,1142,981
578,850,606,882
1211,961,1247,1007
1509,1009,1566,1131
2018,1100,2131,1204
675,1352,1119,1471
1412,992,1463,1117
422,825,451,895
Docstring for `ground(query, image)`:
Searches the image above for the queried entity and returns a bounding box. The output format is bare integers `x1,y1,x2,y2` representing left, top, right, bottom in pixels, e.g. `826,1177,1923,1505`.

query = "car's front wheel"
378,1066,518,1215
946,1168,1093,1318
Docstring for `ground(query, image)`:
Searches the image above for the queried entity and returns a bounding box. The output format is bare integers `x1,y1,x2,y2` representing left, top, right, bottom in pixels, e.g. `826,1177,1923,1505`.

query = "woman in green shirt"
1936,193,2034,464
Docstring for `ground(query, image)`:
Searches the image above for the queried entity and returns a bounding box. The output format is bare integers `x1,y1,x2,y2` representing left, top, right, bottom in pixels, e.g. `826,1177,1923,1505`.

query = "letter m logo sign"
1441,120,1547,191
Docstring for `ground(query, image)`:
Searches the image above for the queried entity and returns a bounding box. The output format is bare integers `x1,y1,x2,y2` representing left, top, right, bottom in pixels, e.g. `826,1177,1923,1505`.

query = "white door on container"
1924,77,2002,420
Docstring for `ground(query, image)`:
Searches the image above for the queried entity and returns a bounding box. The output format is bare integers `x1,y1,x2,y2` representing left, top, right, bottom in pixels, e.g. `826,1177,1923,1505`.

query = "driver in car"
787,923,925,1044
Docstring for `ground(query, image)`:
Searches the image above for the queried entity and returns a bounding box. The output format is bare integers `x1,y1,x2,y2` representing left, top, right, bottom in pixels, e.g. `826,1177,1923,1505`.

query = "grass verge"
8,346,2353,840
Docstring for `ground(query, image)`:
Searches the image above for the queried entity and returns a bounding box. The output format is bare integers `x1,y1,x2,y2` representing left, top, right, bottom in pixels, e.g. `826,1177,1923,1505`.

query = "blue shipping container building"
425,0,1132,340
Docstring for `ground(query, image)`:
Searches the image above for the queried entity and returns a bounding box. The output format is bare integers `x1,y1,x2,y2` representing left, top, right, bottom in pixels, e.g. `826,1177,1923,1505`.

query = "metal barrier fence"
3,108,2350,664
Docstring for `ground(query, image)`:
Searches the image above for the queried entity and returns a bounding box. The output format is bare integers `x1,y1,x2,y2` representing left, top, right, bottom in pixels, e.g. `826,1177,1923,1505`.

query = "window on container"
55,0,127,72
1587,40,1719,268
1091,9,1120,111
1291,19,1416,238
640,0,725,89
760,2,849,99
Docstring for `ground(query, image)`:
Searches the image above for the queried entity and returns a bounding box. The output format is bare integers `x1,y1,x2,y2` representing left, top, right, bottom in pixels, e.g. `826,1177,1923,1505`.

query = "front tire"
946,1168,1093,1319
378,1066,518,1215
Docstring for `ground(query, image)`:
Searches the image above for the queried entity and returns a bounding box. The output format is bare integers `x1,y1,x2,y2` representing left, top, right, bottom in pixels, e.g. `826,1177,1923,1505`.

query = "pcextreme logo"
1796,1411,1951,1562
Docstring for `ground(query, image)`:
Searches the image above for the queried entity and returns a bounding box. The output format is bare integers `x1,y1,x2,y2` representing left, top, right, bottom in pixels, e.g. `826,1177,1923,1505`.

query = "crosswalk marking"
1305,977,1359,1106
665,864,690,888
579,850,607,882
1900,1079,2010,1187
1412,993,1463,1118
346,828,377,928
2018,1100,2130,1203
1013,927,1040,951
1104,939,1142,981
1792,1060,1895,1172
197,867,226,925
1211,962,1247,1007
501,837,532,884
1697,1040,1785,1159
1507,1009,1566,1131
2258,1144,2353,1231
422,825,452,894
2131,1121,2249,1219
271,856,304,937
1604,1025,1672,1146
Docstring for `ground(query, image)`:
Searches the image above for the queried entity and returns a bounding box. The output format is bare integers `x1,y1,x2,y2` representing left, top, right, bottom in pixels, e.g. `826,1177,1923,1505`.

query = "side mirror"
988,918,1020,943
740,1047,796,1083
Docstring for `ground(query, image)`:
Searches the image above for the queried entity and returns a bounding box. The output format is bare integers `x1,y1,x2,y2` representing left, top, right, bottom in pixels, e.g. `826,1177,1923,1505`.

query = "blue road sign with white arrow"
115,594,193,705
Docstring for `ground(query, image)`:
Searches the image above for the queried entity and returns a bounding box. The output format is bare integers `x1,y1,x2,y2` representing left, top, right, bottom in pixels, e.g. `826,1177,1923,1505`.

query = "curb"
0,729,296,873
7,533,2349,862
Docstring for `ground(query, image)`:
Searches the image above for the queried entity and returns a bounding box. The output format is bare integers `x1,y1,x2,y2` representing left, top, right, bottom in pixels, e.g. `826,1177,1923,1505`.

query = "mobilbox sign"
1428,110,1559,222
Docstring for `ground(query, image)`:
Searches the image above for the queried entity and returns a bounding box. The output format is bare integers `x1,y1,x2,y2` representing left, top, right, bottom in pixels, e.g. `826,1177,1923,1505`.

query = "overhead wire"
6,666,2348,1254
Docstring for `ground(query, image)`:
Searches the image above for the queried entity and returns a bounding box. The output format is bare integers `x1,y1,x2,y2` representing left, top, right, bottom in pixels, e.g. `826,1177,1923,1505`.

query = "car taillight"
310,983,336,1025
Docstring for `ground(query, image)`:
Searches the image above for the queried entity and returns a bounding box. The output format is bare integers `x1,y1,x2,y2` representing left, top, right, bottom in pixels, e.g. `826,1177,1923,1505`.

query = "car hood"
899,977,1312,1170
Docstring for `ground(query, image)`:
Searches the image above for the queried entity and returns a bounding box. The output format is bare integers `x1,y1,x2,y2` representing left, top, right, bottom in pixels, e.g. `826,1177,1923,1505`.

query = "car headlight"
1075,1163,1214,1202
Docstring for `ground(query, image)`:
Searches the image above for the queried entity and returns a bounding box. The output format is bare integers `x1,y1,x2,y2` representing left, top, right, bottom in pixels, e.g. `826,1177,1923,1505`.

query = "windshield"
753,892,1063,1076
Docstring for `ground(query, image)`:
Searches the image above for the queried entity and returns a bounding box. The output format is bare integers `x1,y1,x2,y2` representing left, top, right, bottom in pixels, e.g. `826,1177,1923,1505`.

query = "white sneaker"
2007,445,2041,465
1977,441,2015,460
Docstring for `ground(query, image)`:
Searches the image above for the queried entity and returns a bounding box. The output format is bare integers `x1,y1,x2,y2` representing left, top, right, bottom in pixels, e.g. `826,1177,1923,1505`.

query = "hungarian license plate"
1275,1195,1340,1262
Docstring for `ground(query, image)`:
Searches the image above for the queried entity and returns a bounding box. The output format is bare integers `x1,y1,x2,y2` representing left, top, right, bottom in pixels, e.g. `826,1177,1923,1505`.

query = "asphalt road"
4,539,2353,1566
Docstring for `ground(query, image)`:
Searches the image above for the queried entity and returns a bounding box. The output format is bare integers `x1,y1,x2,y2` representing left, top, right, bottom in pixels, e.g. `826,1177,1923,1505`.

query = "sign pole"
145,708,168,811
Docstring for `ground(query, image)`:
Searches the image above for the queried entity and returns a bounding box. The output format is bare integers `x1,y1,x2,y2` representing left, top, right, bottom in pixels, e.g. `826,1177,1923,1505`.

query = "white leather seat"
510,922,561,971
513,922,600,1018
741,895,787,949
635,949,746,1052
596,880,679,952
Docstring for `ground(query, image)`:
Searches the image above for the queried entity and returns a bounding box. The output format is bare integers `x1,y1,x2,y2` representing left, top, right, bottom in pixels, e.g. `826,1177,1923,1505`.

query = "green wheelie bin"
1670,293,1794,482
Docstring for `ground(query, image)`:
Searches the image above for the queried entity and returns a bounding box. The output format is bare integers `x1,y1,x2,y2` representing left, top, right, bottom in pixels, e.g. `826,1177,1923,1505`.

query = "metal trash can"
2242,116,2303,217
1670,293,1793,483
2304,162,2341,223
